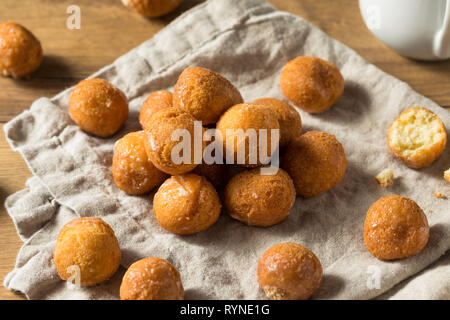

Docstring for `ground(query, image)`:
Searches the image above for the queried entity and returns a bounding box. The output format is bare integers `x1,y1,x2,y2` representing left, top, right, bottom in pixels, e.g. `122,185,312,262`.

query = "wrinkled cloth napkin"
3,0,450,300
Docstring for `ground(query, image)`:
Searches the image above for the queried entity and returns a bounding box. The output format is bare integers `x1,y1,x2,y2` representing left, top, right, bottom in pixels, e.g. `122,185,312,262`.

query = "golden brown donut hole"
153,173,221,235
139,90,173,130
364,195,430,260
280,56,344,113
257,243,323,300
216,103,280,168
224,168,296,227
68,78,129,138
54,217,121,287
0,22,43,78
143,107,204,175
282,130,346,198
173,67,243,125
387,107,447,169
112,131,167,195
120,257,184,300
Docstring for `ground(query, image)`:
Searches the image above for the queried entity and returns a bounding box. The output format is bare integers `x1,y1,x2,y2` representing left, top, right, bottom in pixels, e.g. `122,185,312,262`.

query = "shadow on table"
184,287,211,300
406,57,450,78
0,186,9,212
313,274,346,299
11,55,78,90
309,79,372,125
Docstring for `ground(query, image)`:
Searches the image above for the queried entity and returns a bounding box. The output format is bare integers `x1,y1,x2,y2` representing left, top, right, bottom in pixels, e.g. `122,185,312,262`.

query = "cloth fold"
3,0,450,299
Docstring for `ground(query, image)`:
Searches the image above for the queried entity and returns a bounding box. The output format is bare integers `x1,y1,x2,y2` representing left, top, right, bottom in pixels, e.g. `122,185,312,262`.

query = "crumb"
428,209,433,214
444,168,450,183
433,191,446,199
375,168,394,188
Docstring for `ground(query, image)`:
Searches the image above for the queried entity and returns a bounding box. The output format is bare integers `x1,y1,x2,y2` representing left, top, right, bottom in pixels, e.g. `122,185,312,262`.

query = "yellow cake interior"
375,168,394,187
389,108,445,157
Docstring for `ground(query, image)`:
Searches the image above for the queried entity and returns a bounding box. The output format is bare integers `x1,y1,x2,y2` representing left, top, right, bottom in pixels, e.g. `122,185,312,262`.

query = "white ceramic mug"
359,0,450,60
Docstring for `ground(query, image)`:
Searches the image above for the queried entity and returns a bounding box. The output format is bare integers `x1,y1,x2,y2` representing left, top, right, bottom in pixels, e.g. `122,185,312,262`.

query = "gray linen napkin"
3,0,450,299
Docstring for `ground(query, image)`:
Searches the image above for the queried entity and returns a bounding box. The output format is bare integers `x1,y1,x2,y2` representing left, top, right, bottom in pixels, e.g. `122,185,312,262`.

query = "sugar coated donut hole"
216,103,280,167
153,173,221,235
224,168,295,227
112,131,167,195
120,257,184,300
121,0,184,17
253,98,302,149
0,22,43,78
68,78,129,138
280,56,344,113
143,107,204,175
282,130,346,198
139,90,173,130
364,195,430,260
173,67,243,125
54,217,121,286
387,107,447,169
257,243,323,300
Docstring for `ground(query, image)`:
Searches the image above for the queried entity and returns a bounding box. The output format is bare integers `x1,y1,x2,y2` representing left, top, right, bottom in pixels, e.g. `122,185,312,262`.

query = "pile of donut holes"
2,0,446,300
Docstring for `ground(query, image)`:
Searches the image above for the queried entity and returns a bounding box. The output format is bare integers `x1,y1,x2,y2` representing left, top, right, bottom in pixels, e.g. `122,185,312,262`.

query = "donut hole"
389,108,445,157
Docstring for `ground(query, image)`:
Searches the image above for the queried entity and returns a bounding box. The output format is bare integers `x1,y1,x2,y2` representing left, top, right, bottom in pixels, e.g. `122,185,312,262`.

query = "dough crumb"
444,168,450,183
375,168,394,188
433,191,446,199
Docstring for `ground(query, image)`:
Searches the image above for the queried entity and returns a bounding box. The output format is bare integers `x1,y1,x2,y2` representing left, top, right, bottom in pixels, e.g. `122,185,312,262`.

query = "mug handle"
433,0,450,59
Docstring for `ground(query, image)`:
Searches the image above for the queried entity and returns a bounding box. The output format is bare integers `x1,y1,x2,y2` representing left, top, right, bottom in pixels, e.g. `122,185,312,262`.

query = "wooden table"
0,0,449,300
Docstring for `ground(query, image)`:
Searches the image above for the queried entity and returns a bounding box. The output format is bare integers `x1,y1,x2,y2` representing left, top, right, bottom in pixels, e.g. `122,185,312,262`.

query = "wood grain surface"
0,0,448,300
